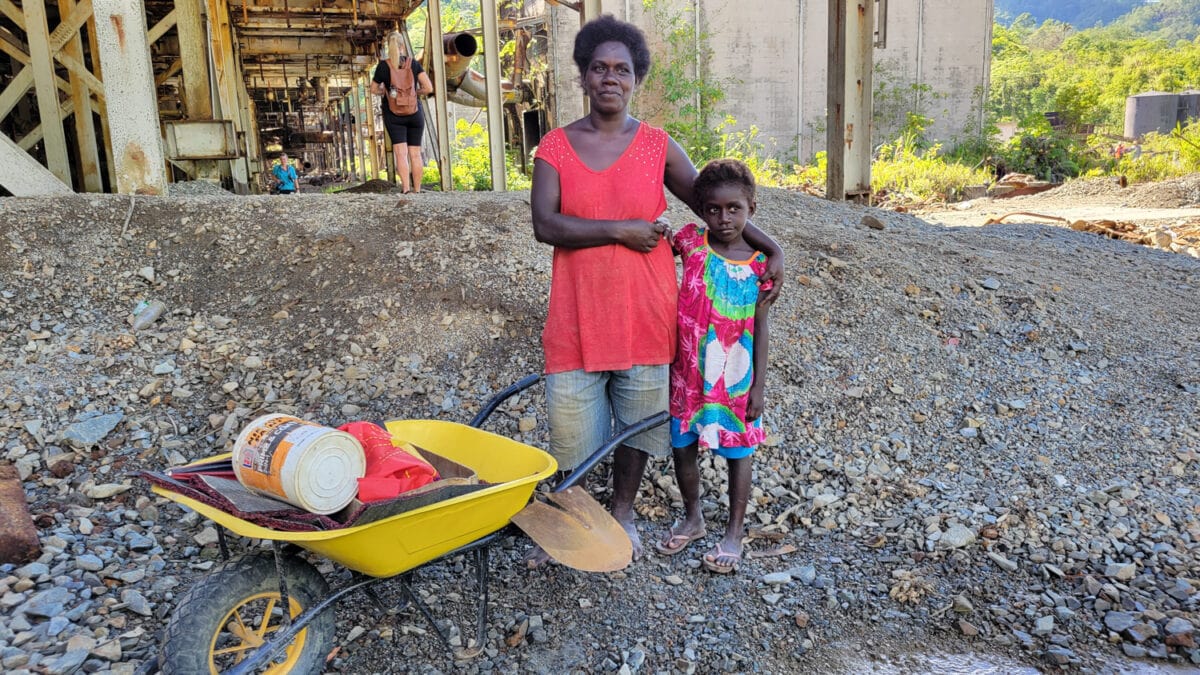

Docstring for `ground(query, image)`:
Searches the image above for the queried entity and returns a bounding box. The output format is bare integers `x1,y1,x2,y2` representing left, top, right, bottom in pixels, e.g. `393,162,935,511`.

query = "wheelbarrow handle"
469,373,542,429
552,411,670,493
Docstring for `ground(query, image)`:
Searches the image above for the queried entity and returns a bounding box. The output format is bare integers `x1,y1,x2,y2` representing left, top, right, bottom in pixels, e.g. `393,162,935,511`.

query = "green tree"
633,0,727,162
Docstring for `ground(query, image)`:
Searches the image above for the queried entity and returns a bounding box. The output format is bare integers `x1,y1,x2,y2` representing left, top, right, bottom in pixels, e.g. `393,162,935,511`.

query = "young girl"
655,159,775,574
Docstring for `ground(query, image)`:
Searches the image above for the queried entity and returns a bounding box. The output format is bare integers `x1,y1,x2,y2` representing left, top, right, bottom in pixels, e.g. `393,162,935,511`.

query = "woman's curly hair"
694,159,757,204
573,15,652,82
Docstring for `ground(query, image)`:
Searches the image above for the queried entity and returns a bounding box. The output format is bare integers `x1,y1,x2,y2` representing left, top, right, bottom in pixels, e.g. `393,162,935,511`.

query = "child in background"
655,159,776,574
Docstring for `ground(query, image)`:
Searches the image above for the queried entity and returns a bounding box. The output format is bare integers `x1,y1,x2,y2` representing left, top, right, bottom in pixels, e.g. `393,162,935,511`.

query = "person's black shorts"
383,110,424,146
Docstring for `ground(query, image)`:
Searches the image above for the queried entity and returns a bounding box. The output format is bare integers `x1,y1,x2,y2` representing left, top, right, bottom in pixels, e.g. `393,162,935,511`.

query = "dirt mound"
336,178,406,194
0,188,1198,672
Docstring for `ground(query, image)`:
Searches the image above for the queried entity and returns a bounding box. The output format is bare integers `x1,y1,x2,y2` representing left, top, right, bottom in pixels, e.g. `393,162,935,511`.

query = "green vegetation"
990,9,1200,130
423,0,1198,203
425,119,532,191
634,0,727,163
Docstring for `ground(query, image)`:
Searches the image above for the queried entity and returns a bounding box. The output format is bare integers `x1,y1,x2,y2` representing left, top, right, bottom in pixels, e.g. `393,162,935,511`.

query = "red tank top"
534,122,678,373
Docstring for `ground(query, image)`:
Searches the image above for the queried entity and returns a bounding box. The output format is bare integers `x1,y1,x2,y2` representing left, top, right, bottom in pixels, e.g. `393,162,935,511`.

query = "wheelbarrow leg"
272,541,292,630
398,574,454,653
467,543,490,658
216,527,231,561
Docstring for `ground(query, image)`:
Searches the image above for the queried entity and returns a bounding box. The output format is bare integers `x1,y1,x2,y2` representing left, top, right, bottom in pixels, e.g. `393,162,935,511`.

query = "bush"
998,125,1089,182
424,119,531,191
871,114,994,200
1111,123,1200,183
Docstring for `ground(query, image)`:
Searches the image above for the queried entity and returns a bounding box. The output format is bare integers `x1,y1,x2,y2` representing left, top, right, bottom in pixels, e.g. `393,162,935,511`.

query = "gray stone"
1034,616,1055,635
44,649,88,675
1044,646,1073,665
46,615,72,636
761,572,791,585
74,555,103,572
17,586,71,618
940,524,976,549
790,565,817,586
120,589,151,616
1125,623,1158,643
1106,562,1136,580
1105,611,1135,633
1122,644,1147,658
986,551,1018,572
1164,617,1194,635
16,562,49,579
62,413,124,449
980,277,1001,290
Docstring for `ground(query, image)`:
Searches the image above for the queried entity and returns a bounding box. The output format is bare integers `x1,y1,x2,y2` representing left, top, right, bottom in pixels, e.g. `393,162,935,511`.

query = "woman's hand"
617,218,668,252
758,253,784,306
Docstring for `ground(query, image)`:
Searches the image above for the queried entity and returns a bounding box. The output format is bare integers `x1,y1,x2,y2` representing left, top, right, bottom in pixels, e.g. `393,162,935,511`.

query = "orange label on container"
237,416,324,498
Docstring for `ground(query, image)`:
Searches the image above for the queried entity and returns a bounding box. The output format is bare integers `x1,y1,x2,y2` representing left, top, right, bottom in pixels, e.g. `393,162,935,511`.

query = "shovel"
510,410,669,573
511,486,631,572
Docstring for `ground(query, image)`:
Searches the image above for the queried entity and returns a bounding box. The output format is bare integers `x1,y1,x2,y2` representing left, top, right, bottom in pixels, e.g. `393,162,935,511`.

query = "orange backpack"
386,57,419,116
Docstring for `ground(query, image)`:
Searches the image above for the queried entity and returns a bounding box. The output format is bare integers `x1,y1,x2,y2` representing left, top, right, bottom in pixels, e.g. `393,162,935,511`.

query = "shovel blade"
511,487,632,572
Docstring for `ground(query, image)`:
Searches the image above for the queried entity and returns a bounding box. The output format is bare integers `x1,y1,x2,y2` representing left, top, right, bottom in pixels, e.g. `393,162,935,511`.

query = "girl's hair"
694,159,756,204
387,31,407,64
573,15,651,82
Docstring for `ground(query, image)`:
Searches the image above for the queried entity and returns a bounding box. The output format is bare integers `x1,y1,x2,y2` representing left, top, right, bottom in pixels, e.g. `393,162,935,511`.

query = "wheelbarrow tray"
151,419,556,577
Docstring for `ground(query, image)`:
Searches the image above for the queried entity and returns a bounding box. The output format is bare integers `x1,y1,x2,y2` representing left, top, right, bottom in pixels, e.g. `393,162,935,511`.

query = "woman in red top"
530,16,783,564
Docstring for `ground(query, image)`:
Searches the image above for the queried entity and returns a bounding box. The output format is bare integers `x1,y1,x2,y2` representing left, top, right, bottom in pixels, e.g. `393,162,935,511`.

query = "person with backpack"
371,31,434,193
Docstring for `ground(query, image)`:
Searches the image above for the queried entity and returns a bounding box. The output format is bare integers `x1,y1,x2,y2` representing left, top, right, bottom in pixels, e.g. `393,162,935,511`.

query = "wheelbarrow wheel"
159,552,334,674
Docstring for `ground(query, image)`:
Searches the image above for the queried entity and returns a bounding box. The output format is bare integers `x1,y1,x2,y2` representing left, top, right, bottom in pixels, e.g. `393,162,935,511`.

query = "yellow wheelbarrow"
144,374,667,674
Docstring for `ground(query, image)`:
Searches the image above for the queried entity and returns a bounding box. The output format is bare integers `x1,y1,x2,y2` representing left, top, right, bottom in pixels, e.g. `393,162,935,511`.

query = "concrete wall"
550,0,993,163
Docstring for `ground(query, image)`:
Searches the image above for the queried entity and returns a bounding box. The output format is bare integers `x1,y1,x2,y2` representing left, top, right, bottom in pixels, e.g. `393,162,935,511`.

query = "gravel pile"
0,186,1197,674
1029,174,1200,209
166,181,233,197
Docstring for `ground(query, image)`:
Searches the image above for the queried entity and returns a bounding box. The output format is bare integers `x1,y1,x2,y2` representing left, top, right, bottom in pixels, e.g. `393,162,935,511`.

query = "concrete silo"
1179,91,1200,128
1125,91,1182,139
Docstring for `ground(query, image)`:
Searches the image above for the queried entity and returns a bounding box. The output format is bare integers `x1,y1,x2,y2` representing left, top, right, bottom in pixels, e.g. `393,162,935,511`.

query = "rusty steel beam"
175,0,211,119
47,0,93,52
0,0,24,29
147,7,177,44
0,131,73,195
24,0,72,185
59,0,102,191
825,0,874,202
233,0,415,13
93,0,168,194
480,0,504,190
425,6,451,191
826,0,845,201
239,34,360,55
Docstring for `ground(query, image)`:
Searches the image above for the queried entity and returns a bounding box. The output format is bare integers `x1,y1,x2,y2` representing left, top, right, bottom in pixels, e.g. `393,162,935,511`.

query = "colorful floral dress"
669,223,768,455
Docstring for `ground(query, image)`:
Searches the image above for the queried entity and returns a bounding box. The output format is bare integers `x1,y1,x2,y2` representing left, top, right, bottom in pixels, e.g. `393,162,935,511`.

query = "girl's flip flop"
702,542,742,574
654,523,706,556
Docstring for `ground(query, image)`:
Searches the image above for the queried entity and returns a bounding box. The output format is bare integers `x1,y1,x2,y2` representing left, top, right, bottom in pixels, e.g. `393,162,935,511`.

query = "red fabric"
534,123,678,373
338,422,439,502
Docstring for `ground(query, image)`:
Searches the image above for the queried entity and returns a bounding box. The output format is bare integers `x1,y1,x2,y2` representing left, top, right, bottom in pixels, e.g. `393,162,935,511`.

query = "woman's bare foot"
613,513,644,561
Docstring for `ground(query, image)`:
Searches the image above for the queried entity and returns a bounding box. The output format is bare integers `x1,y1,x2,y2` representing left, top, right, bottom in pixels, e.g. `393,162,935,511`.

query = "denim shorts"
546,365,670,471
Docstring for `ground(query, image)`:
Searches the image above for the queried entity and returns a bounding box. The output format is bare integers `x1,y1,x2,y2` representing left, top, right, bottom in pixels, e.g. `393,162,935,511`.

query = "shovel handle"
469,374,542,429
553,411,669,493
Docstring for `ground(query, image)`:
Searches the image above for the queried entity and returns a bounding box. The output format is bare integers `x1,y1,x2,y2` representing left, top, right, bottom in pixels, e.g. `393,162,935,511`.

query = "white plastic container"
232,414,366,514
